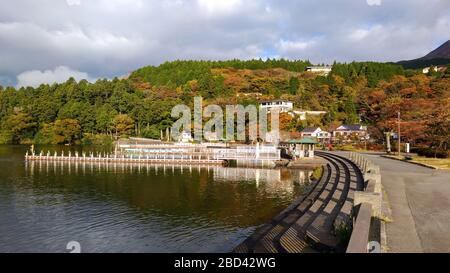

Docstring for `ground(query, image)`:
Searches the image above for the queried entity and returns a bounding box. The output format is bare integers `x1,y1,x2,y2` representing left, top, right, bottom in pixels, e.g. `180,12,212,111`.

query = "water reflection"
25,160,312,196
1,146,314,253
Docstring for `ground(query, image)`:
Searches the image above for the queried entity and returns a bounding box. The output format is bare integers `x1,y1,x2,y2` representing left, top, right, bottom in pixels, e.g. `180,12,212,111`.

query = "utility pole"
397,111,401,156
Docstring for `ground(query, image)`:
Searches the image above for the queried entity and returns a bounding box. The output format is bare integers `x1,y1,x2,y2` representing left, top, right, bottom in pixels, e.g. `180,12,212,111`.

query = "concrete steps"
249,164,333,252
304,157,349,251
232,152,364,253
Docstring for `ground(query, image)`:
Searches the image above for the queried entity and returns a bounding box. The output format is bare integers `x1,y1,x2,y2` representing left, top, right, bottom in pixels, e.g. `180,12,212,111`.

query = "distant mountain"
420,40,450,60
397,40,450,69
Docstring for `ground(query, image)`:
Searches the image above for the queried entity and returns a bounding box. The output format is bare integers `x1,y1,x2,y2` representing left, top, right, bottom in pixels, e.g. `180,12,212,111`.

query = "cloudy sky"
0,0,449,87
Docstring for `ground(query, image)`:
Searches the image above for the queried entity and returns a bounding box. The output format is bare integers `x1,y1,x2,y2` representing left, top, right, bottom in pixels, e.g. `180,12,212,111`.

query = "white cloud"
0,0,449,86
366,0,382,6
278,39,313,51
16,66,95,88
197,0,242,15
349,25,382,41
276,38,318,59
66,0,81,6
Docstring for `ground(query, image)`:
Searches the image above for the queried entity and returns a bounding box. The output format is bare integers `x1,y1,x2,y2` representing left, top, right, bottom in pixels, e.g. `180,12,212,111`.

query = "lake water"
0,145,312,253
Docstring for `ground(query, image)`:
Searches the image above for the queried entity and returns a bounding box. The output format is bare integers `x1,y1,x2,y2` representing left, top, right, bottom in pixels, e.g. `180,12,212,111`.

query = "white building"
293,110,327,121
180,131,193,143
306,66,333,76
301,127,331,143
259,101,327,122
332,124,368,143
300,127,322,138
317,131,331,143
260,100,294,113
422,66,438,74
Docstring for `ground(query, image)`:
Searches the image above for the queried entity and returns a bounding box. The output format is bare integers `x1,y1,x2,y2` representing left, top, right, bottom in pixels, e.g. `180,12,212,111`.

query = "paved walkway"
357,153,450,253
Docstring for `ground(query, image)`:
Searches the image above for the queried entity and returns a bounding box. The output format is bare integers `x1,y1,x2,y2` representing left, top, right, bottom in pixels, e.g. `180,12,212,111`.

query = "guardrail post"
346,152,383,253
354,191,382,218
347,203,373,253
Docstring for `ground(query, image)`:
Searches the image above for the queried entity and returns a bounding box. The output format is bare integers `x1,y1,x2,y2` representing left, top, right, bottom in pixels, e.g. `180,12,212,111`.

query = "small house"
333,124,368,142
301,127,331,143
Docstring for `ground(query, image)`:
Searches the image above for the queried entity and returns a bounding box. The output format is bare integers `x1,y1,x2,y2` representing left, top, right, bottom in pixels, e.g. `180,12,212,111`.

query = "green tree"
53,119,81,144
95,104,117,134
289,76,299,95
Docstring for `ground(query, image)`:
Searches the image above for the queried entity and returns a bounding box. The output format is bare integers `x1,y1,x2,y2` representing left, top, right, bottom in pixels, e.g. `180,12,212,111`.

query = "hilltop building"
422,66,439,74
422,66,447,74
260,100,294,113
259,100,327,121
306,66,333,76
293,110,327,121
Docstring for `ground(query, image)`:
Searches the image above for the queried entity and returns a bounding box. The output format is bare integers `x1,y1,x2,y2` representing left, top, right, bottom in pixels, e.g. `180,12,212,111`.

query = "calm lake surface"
0,145,313,253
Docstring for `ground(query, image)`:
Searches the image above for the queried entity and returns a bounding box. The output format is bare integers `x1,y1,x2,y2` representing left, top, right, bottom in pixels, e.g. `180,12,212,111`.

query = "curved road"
337,152,450,253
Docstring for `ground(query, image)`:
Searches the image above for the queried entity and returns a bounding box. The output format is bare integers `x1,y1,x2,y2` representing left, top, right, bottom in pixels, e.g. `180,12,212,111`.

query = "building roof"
301,127,320,133
289,137,319,144
336,124,364,131
260,99,292,104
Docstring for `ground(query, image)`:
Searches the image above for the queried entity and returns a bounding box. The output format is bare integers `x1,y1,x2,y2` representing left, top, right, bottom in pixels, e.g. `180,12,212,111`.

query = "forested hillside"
0,59,448,152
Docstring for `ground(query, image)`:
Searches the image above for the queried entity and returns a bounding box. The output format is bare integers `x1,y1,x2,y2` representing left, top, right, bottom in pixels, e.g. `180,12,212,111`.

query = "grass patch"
310,166,324,181
335,223,353,246
410,156,450,170
384,155,450,170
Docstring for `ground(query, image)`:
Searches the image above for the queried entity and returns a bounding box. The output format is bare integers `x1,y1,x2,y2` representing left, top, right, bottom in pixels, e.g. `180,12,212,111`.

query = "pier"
24,142,282,166
25,150,224,165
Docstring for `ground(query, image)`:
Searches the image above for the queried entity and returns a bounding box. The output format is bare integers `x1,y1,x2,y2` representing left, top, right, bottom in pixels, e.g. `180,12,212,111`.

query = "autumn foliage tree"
0,108,36,144
426,98,450,153
113,114,135,138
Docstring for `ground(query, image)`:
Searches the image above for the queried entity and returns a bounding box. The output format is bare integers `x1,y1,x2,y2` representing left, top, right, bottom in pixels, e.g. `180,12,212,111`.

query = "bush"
141,125,161,140
411,147,449,158
335,144,358,151
310,166,324,181
33,131,54,144
81,134,114,146
335,223,352,246
0,131,13,144
354,143,384,151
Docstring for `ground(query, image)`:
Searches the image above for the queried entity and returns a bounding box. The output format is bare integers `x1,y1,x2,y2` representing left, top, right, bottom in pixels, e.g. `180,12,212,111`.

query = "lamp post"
397,111,401,156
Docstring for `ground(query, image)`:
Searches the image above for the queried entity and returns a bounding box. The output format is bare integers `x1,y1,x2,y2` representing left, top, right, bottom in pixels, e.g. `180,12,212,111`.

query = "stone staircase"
233,152,364,253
